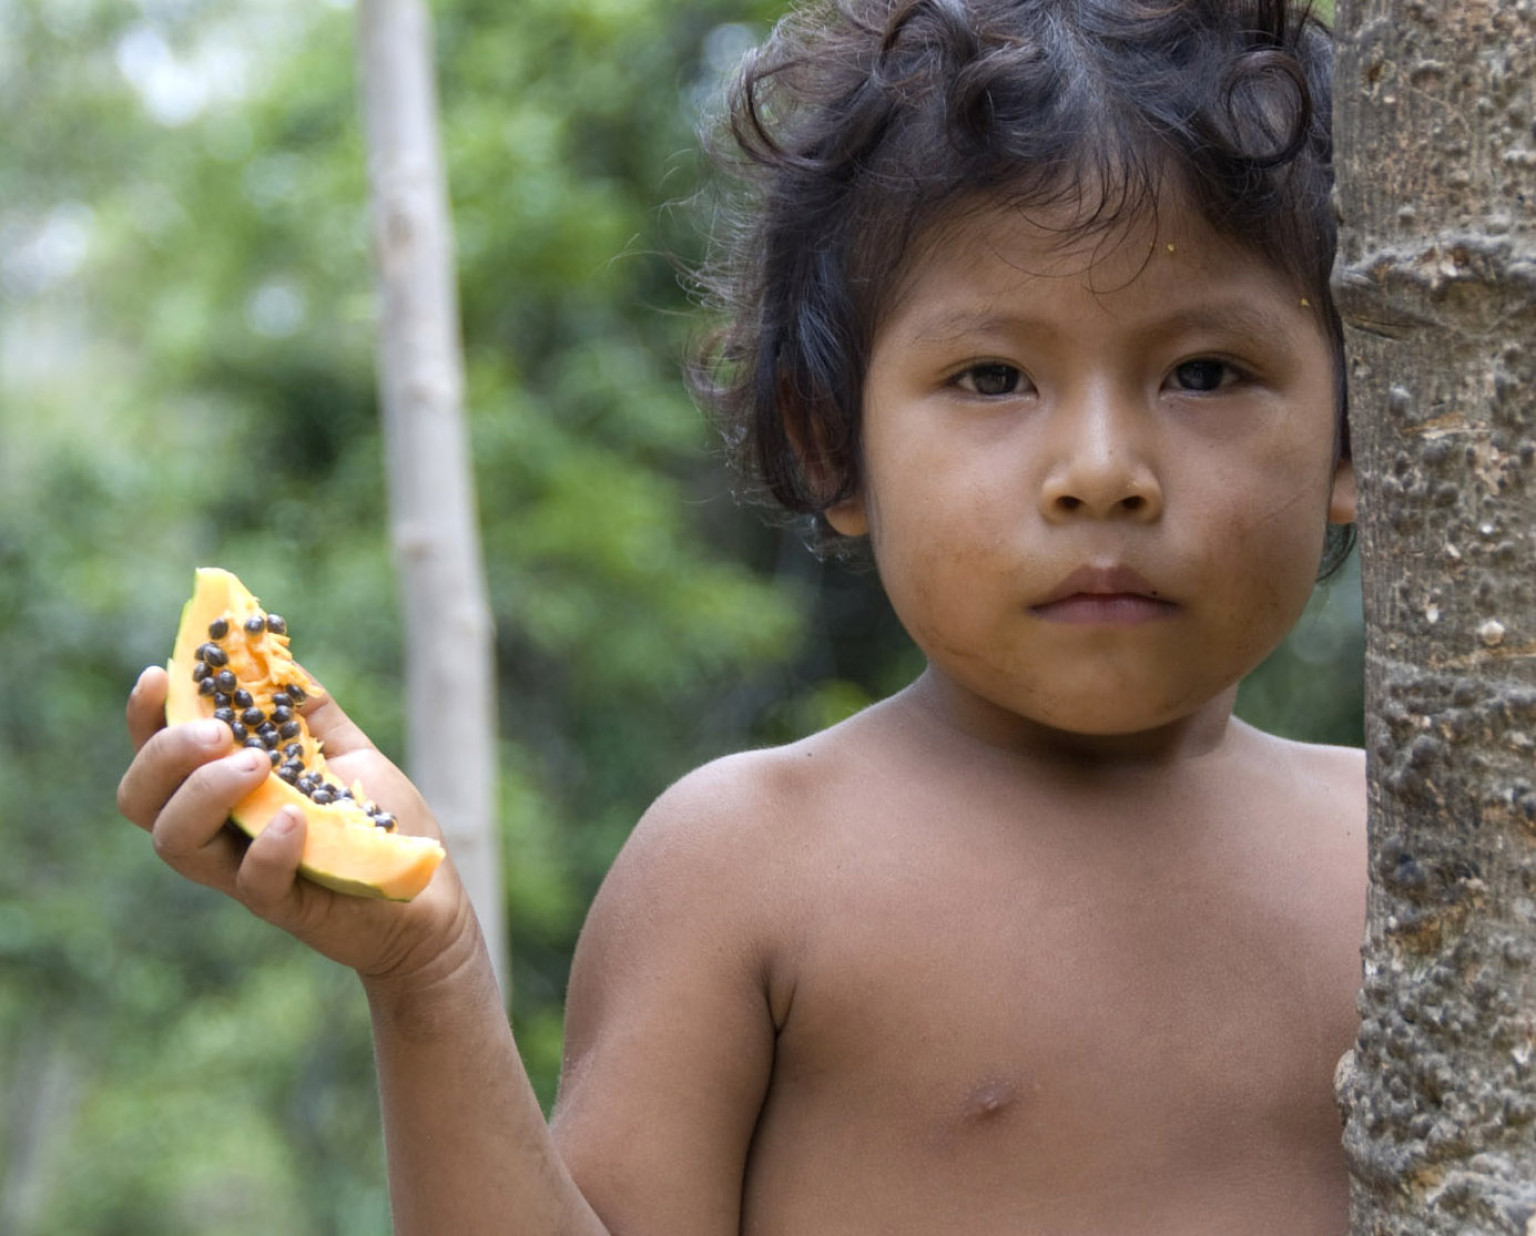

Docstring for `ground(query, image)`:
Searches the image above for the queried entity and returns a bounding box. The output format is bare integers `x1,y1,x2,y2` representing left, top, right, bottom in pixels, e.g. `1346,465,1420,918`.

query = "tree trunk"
0,1023,82,1235
356,0,507,1000
1333,1,1536,1230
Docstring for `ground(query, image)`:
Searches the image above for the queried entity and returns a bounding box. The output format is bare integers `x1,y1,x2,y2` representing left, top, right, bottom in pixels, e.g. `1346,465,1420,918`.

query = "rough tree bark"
356,0,507,998
1332,1,1536,1230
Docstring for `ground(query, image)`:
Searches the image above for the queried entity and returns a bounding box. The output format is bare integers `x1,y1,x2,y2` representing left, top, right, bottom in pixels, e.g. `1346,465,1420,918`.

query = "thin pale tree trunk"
0,1025,82,1235
1333,0,1536,1229
356,0,507,1000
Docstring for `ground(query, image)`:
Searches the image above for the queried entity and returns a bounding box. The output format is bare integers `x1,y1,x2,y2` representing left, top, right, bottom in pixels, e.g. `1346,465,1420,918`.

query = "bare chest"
742,801,1363,1234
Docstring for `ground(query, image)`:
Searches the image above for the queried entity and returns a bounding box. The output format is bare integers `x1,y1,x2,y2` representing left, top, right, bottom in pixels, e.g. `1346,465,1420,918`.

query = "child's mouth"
1029,566,1179,625
1029,593,1179,624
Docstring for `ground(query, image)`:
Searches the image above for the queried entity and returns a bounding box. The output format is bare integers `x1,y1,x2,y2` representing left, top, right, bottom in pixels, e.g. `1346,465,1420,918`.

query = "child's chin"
1007,691,1237,752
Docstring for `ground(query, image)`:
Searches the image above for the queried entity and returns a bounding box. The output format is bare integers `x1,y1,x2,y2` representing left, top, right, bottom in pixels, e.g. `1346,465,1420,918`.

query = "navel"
961,1077,1020,1123
926,1073,1032,1152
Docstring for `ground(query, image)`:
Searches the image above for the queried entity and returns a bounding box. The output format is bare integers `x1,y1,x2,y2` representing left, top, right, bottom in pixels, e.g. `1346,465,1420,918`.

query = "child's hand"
116,666,479,987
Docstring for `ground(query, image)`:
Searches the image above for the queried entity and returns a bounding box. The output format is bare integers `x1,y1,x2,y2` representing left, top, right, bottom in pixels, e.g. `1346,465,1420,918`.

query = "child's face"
829,194,1355,744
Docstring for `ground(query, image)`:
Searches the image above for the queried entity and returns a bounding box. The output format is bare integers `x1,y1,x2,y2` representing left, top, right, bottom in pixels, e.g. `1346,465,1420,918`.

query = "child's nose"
1037,392,1163,523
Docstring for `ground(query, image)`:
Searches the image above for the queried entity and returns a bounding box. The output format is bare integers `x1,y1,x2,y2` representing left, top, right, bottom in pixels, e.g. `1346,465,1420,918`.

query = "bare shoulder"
567,709,887,1029
1226,723,1368,915
549,725,889,1232
605,723,852,875
1232,720,1366,818
601,700,896,885
569,748,800,987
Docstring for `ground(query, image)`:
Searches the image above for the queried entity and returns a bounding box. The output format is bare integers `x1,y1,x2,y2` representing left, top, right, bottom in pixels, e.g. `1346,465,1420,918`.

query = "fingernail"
237,749,266,772
268,808,298,836
194,720,229,746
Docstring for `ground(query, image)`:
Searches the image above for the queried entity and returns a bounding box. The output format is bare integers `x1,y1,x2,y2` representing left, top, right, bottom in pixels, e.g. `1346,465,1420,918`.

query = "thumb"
290,667,434,837
291,665,378,759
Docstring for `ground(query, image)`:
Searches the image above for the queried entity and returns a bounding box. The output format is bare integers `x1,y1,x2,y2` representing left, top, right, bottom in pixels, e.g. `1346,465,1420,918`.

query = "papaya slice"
164,567,445,901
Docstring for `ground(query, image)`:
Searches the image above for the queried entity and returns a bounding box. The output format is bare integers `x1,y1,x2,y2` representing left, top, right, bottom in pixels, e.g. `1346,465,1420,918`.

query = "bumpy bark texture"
1333,1,1536,1231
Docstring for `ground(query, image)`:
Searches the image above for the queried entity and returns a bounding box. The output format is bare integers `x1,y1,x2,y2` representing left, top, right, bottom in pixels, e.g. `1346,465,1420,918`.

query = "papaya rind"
165,567,445,902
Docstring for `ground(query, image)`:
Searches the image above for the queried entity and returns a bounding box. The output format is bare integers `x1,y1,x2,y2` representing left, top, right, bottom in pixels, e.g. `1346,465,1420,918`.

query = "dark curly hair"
688,0,1352,575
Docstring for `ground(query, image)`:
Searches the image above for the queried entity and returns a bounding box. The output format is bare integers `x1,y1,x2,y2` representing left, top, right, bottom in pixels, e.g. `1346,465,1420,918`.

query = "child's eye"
1169,359,1240,393
953,363,1024,396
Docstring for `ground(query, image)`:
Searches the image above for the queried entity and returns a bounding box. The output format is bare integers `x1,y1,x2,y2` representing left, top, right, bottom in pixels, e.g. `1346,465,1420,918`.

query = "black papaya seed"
286,682,306,703
213,707,236,724
278,765,299,784
199,643,228,667
244,615,266,635
266,614,286,635
214,669,237,693
233,688,253,708
198,677,217,696
241,707,264,727
283,742,303,758
373,812,396,831
230,722,247,742
270,691,292,709
192,662,211,683
279,720,301,740
269,705,292,725
208,618,229,640
243,736,265,750
213,692,232,708
311,788,334,805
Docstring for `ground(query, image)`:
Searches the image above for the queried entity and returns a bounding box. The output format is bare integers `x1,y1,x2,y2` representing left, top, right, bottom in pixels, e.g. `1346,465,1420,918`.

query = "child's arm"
544,758,784,1231
366,765,783,1235
362,939,609,1234
118,668,777,1235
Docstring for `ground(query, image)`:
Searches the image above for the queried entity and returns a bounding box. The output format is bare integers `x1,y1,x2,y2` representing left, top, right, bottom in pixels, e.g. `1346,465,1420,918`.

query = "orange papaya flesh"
164,567,445,902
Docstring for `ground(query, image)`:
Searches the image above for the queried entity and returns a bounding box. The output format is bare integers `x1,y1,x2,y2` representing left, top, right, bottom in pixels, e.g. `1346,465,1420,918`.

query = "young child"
118,0,1367,1231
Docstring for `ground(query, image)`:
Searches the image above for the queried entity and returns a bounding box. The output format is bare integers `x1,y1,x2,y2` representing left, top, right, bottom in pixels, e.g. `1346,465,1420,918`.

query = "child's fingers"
117,717,236,833
147,746,274,892
126,665,170,751
291,667,377,759
234,806,308,919
290,671,441,838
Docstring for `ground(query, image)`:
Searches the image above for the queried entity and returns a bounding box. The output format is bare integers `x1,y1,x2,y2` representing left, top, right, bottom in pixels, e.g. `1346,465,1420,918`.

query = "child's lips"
1029,565,1179,624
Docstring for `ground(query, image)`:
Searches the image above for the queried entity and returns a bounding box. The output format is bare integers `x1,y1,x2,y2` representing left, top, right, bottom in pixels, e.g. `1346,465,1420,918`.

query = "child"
118,0,1367,1231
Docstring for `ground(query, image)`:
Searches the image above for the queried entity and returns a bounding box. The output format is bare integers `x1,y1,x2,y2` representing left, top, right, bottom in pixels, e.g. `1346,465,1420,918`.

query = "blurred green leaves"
3,0,795,1228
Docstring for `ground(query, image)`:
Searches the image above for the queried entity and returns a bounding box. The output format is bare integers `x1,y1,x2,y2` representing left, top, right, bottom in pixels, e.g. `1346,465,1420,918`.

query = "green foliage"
1237,555,1366,749
2,0,1360,1229
3,0,794,1228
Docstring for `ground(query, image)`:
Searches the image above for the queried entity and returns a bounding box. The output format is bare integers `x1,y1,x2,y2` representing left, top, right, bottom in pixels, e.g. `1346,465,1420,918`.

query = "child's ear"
825,492,868,537
1328,457,1357,524
780,393,867,535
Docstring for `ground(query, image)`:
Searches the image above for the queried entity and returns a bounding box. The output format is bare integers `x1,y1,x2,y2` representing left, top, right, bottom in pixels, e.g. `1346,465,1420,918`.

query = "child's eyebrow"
1139,302,1306,349
902,300,1305,351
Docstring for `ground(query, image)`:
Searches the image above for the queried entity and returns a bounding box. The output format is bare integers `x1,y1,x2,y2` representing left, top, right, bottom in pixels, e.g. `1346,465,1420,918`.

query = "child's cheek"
1208,488,1327,640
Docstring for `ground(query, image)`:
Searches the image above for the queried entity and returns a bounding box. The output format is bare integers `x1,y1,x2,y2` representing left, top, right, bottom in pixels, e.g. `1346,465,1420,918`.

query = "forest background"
0,0,1360,1231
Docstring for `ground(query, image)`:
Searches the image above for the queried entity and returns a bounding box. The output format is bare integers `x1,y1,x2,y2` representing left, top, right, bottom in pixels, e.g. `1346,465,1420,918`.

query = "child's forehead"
882,192,1292,326
921,185,1250,274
